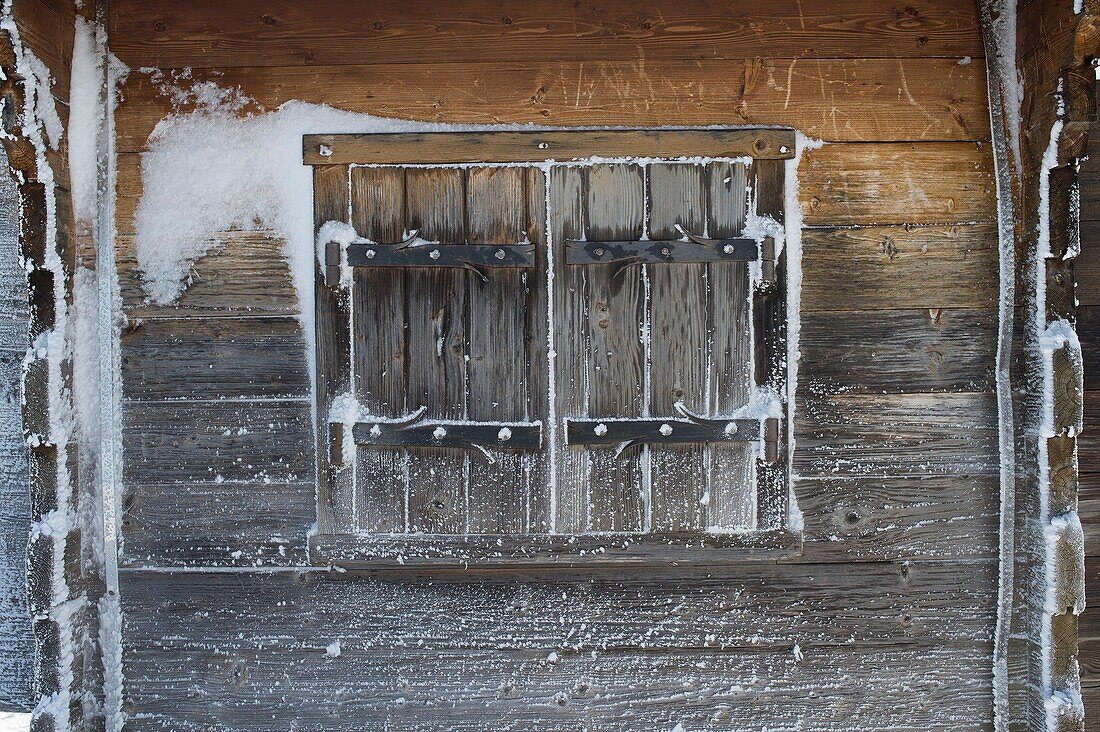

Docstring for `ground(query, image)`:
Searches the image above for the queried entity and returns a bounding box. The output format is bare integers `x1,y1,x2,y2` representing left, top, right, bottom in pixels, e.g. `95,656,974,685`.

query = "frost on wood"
0,1,74,725
0,129,32,712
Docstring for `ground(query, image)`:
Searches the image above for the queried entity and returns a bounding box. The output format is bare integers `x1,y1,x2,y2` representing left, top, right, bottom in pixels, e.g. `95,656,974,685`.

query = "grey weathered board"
119,562,996,730
313,134,788,554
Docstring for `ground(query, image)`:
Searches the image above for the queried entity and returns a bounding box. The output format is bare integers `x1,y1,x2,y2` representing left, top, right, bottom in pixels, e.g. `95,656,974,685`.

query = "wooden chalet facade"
0,1,1095,730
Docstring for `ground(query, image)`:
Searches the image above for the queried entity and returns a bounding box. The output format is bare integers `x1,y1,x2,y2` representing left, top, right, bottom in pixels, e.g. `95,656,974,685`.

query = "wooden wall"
1076,79,1100,732
108,2,1002,728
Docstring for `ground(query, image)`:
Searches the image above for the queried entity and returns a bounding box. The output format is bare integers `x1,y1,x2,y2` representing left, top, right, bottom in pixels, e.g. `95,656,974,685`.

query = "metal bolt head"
433,426,447,440
594,248,604,257
724,421,738,436
497,427,512,441
495,249,506,260
366,249,376,259
723,244,735,255
594,423,608,437
659,423,673,436
661,247,671,256
369,424,382,438
429,249,441,260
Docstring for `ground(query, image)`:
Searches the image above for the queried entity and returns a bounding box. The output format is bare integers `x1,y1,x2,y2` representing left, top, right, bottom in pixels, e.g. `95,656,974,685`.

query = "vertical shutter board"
404,167,467,534
524,167,552,533
584,163,646,532
750,159,789,530
647,163,708,532
548,167,589,534
313,164,352,534
465,166,527,534
350,166,407,533
706,161,755,530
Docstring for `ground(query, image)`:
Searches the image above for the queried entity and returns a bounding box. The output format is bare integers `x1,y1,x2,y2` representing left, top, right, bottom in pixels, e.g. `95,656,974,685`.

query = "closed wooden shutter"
308,129,796,566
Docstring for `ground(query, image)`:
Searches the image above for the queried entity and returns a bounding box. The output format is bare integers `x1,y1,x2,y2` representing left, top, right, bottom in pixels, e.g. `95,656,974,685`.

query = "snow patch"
324,639,342,658
67,16,97,223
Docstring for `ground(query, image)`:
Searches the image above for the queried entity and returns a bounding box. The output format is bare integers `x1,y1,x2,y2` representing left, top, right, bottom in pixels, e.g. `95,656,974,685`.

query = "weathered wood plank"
117,232,299,317
466,166,528,533
119,561,996,647
120,316,309,400
404,168,467,533
705,160,754,530
115,58,989,154
584,164,646,532
750,159,789,529
792,475,999,562
305,129,796,165
314,164,352,533
120,642,993,731
351,166,407,533
1077,390,1100,475
799,143,996,226
800,224,999,311
793,392,999,479
122,399,314,485
311,530,799,568
524,167,552,533
120,481,313,567
647,162,707,532
109,0,984,68
799,308,998,395
548,167,588,534
118,563,995,729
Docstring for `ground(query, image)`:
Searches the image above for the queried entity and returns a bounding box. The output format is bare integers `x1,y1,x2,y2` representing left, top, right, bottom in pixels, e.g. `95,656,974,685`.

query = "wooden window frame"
305,128,801,568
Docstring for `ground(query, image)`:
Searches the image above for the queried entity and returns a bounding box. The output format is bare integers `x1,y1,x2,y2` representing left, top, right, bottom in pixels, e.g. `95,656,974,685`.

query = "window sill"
308,530,802,569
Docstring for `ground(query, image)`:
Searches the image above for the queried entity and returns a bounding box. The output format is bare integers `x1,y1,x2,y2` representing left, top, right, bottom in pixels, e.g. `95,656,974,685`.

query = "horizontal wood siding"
110,0,1001,727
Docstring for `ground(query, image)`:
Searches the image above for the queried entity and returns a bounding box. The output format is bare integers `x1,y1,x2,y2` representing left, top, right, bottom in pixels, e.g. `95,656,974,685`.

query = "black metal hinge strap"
339,407,543,462
342,229,535,284
566,404,780,462
565,234,757,267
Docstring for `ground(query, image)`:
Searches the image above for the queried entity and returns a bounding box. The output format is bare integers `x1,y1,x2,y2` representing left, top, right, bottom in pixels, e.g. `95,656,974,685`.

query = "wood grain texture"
122,399,314,486
705,161,754,530
108,0,984,68
647,162,707,532
584,164,646,532
118,563,995,730
548,167,588,534
523,167,552,533
466,166,528,533
404,168,467,533
793,392,999,479
117,232,299,317
799,142,996,226
310,531,800,568
794,474,999,562
115,58,989,154
305,129,796,165
351,166,407,533
120,481,313,567
749,160,789,529
121,316,309,400
314,164,353,533
799,308,998,394
800,224,999,311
